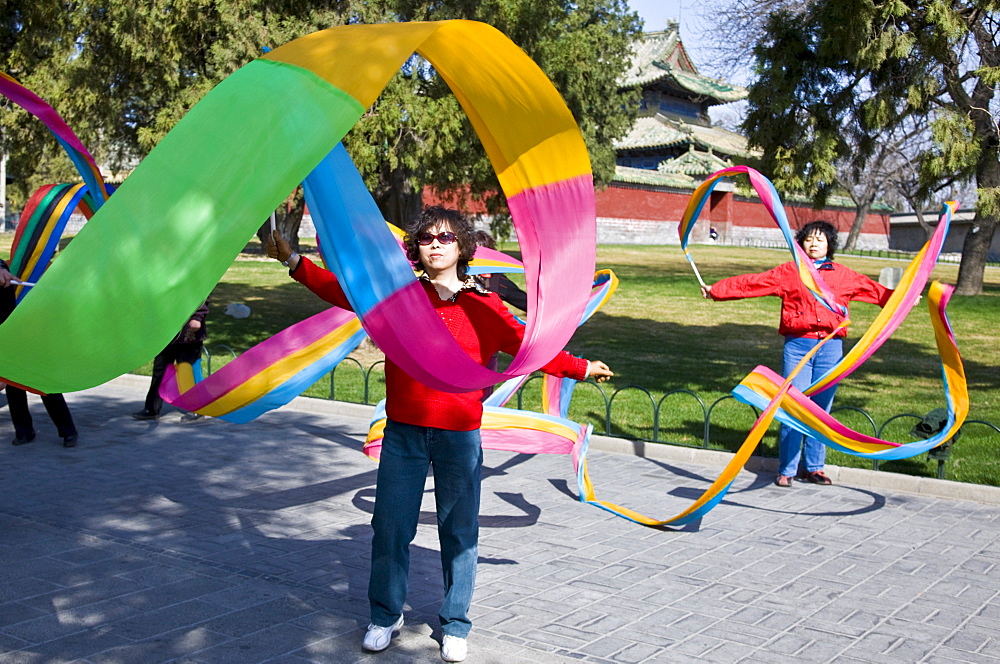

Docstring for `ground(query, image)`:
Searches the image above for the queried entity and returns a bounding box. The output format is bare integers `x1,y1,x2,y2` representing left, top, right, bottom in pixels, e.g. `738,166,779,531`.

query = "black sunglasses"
417,231,458,245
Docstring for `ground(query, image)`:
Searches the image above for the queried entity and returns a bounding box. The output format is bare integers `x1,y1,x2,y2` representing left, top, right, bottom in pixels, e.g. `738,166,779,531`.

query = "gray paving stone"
179,623,327,664
1,598,134,644
2,377,1000,663
4,625,131,663
107,599,231,640
19,576,147,613
0,633,31,655
87,627,230,664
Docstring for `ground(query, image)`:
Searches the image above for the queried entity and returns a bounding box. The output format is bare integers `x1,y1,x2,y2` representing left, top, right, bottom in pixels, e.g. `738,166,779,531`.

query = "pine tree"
743,0,1000,295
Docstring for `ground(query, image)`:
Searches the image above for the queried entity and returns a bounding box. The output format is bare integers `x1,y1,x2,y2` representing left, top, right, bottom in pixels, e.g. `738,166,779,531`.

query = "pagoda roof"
658,145,732,176
614,115,751,159
613,165,697,188
622,28,747,105
686,122,751,158
614,116,690,151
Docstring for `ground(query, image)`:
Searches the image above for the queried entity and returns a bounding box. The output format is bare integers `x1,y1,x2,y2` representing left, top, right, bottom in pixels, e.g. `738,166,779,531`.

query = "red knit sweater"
292,257,588,430
709,261,892,338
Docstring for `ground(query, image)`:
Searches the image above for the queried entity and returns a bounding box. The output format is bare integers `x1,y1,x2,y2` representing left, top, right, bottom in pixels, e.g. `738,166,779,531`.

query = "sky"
627,0,712,66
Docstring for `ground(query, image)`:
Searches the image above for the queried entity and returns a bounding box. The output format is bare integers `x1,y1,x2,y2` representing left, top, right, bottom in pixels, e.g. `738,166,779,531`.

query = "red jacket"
709,261,892,338
292,257,588,430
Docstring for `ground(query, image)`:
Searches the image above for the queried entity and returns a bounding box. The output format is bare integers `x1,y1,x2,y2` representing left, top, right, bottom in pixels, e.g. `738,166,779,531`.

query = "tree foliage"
345,0,642,237
1,0,642,243
700,0,812,79
743,0,1000,295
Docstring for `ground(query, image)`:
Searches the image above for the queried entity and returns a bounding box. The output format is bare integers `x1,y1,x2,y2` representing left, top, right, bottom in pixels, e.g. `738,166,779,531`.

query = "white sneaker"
362,616,403,652
441,634,467,662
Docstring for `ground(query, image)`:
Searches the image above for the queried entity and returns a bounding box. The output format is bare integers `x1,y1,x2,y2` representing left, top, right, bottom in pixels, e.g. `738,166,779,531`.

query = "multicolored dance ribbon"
1,73,111,303
680,166,847,317
7,183,106,302
157,242,547,423
734,281,966,460
0,72,110,208
627,168,969,527
0,21,595,396
805,202,957,395
157,142,568,422
364,267,617,520
159,307,367,422
362,265,619,458
682,168,961,405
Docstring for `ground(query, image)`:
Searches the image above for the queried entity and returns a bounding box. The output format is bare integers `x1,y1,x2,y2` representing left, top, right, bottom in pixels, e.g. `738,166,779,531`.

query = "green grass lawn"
4,233,998,485
556,244,1000,485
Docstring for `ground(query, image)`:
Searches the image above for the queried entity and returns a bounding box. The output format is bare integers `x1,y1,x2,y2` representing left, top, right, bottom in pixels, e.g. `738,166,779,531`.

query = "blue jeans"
778,336,843,477
368,419,482,638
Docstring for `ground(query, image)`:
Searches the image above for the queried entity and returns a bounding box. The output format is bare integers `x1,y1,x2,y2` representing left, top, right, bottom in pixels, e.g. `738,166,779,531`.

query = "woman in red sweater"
701,221,892,488
268,207,612,661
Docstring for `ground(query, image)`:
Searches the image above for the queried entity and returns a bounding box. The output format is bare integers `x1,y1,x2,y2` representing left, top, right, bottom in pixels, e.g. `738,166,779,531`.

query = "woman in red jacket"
701,221,891,488
268,207,612,662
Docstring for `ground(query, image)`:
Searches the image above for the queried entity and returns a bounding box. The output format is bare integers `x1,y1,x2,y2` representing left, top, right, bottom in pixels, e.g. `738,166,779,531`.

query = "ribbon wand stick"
688,258,708,289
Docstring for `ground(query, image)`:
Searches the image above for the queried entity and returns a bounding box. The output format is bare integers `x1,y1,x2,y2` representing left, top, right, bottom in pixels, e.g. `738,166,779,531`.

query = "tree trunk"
842,199,872,251
956,139,1000,295
374,164,422,228
954,213,996,295
902,196,934,243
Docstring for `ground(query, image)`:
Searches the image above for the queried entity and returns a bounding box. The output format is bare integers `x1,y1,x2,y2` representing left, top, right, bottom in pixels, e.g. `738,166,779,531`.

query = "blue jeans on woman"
778,336,843,477
369,419,482,638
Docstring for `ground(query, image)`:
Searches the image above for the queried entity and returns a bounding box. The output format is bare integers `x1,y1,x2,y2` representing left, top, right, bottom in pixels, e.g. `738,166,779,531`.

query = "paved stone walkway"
1,375,998,663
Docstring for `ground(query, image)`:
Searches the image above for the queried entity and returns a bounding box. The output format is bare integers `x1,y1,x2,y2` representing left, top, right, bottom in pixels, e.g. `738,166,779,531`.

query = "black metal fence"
204,345,1000,481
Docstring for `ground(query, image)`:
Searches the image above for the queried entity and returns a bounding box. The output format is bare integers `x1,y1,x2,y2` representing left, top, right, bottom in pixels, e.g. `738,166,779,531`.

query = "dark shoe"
804,470,832,485
774,475,793,487
62,434,78,448
132,409,159,421
12,431,36,446
180,411,203,422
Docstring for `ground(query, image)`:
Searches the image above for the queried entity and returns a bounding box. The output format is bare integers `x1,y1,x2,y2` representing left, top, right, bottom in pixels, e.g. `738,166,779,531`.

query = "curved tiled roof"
622,29,746,104
613,165,696,188
614,115,751,159
658,147,732,175
668,68,747,104
623,30,685,85
686,123,752,158
613,116,691,151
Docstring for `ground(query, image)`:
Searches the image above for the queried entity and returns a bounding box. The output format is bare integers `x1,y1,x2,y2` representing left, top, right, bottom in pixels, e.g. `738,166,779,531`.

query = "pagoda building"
614,27,748,176
595,23,891,249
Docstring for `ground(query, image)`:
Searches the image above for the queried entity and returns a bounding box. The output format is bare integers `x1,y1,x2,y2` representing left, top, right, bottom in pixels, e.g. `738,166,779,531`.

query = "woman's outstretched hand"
587,361,614,384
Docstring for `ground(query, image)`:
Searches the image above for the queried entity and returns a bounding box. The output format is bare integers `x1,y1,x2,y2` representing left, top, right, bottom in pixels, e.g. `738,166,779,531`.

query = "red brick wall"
594,185,890,235
594,185,690,220
397,183,892,241
730,198,890,235
422,187,489,214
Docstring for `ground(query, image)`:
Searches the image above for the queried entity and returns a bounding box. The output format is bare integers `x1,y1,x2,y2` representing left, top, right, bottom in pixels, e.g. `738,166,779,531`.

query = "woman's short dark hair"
472,229,496,250
795,220,838,260
403,207,478,277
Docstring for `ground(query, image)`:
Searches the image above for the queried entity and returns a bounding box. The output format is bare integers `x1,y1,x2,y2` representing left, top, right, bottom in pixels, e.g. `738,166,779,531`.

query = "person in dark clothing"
132,300,209,421
0,258,79,447
471,230,528,311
